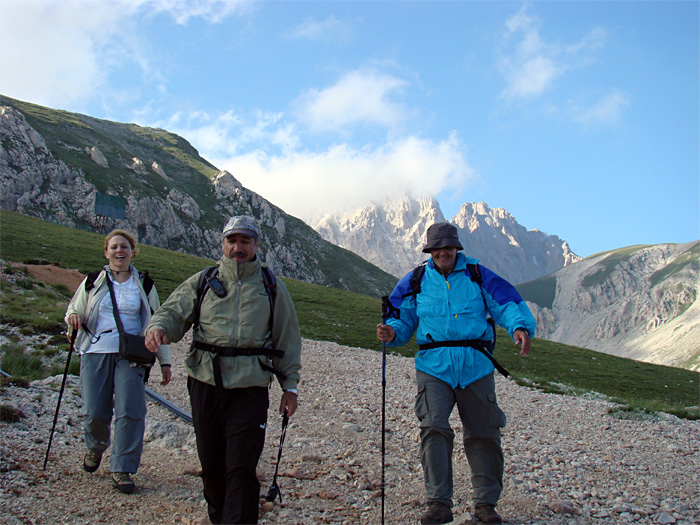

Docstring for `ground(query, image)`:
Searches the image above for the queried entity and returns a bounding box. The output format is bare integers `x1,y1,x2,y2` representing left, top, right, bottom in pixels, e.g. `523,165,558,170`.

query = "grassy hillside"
515,274,557,309
0,95,398,297
1,210,698,419
1,94,223,230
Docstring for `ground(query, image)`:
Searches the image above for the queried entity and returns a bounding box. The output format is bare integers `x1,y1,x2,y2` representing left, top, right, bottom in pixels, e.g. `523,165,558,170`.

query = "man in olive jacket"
145,215,301,525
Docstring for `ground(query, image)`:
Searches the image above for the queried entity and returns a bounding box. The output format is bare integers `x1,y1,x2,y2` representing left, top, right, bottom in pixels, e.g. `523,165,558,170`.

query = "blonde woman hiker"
65,230,171,493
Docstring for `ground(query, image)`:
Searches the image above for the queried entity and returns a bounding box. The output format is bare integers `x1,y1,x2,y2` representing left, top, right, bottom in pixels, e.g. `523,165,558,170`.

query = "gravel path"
1,336,699,524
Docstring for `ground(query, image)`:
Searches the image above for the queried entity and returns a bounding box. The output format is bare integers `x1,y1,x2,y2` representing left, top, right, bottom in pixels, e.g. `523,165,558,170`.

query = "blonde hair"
104,230,139,257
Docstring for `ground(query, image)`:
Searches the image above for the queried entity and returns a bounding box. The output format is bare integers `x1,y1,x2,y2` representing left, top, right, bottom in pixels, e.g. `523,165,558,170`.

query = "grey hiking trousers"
415,370,507,508
80,353,147,474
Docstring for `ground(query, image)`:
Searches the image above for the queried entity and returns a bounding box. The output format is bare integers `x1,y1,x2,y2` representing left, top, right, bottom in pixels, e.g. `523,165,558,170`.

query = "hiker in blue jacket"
377,222,536,525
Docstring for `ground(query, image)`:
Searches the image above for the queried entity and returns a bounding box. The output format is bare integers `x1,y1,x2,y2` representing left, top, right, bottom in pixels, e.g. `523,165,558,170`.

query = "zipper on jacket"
444,277,458,319
233,276,242,342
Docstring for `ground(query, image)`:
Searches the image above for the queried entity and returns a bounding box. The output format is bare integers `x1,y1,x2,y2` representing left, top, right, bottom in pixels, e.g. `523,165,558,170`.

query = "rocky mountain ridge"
0,95,396,297
314,196,580,284
522,241,700,370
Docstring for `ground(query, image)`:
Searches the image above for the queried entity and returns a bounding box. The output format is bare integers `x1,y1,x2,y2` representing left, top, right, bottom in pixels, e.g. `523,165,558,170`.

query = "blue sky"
1,0,698,258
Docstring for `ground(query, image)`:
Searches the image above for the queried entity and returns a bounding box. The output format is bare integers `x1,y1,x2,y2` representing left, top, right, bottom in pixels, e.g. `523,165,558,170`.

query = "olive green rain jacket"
146,255,301,390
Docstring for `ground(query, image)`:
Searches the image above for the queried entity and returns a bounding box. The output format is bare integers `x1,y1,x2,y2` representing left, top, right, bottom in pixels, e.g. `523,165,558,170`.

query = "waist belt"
191,340,288,392
418,339,510,378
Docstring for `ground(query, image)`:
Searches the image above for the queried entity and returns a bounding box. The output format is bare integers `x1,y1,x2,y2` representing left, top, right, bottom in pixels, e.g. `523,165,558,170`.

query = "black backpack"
190,265,286,384
193,265,277,330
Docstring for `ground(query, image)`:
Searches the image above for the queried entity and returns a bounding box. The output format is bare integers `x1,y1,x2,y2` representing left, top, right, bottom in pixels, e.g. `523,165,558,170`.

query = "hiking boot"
420,502,453,524
474,504,502,524
82,450,102,473
111,472,135,494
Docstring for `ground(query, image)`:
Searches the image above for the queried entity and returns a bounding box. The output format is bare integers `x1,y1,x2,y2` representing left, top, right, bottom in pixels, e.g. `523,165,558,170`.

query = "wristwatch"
284,388,298,395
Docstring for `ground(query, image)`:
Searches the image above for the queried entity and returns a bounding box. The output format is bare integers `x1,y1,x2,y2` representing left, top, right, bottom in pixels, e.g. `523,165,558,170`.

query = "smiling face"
222,233,259,263
104,235,134,270
430,246,458,275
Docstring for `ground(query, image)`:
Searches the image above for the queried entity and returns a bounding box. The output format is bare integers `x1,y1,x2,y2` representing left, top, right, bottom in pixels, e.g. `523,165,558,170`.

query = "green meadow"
1,210,698,419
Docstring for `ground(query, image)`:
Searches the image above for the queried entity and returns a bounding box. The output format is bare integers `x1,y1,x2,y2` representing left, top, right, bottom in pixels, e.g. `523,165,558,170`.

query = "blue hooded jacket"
385,252,536,388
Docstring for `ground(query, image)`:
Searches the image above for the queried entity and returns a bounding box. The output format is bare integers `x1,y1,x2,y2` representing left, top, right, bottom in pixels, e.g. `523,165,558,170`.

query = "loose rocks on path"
1,337,699,524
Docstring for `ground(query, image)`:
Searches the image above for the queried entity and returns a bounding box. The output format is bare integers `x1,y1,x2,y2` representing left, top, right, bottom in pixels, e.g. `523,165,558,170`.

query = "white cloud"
214,133,475,221
147,0,251,24
571,90,630,127
0,1,134,107
294,69,409,132
0,0,249,109
497,6,607,102
285,15,352,42
156,64,471,220
501,56,559,99
498,7,562,100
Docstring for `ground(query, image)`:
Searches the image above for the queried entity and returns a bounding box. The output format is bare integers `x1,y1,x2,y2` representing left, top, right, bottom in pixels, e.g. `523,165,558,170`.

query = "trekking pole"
266,408,289,504
379,297,400,524
380,296,394,525
43,329,77,470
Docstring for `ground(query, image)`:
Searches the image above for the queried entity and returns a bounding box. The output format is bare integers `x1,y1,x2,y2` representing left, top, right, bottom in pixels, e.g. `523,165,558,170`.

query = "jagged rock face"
452,202,581,283
0,107,95,224
527,242,700,370
0,101,397,297
315,196,580,283
314,195,445,277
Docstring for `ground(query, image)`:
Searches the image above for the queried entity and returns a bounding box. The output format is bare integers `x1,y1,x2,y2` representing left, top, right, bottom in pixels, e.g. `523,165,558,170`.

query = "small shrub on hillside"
0,404,26,423
0,343,46,381
0,376,31,389
16,279,34,290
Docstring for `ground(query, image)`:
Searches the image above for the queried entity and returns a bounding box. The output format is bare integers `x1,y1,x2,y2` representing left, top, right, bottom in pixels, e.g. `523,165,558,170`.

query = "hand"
376,323,396,343
66,314,82,339
145,328,168,353
160,365,172,386
514,329,531,357
279,390,298,417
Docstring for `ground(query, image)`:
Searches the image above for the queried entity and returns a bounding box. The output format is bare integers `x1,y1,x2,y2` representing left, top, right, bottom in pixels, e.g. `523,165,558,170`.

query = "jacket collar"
218,254,261,280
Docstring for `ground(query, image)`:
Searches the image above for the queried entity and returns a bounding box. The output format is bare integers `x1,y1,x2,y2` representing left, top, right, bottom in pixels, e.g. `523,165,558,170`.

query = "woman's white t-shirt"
86,275,143,354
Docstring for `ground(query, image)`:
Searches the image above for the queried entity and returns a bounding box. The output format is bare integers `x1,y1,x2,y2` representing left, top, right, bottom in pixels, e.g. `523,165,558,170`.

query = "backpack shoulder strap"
402,262,427,299
193,266,219,330
139,271,155,314
261,266,277,330
466,263,496,348
84,270,103,292
466,263,482,285
139,271,154,296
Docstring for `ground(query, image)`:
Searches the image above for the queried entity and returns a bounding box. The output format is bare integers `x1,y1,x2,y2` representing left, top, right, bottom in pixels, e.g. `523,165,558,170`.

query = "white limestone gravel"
1,336,699,524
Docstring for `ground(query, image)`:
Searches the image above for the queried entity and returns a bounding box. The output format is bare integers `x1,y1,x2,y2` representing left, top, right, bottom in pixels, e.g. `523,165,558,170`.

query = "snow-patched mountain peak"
315,196,580,283
314,194,445,278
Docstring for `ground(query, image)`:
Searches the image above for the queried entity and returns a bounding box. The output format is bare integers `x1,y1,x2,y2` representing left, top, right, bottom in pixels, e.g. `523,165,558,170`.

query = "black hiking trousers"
188,377,269,524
